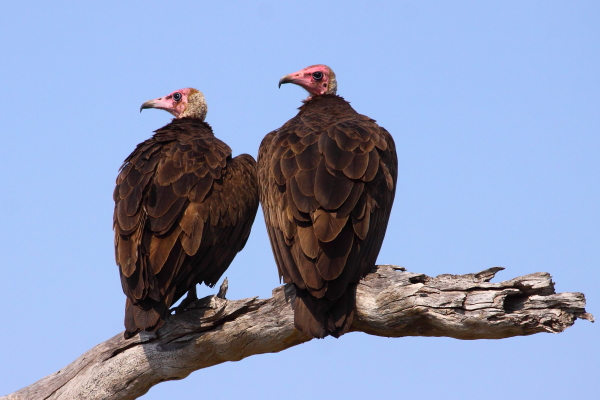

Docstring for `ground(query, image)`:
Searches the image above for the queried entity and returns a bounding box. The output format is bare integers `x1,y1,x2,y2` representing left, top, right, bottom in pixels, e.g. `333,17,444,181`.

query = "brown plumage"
258,65,397,338
115,88,258,338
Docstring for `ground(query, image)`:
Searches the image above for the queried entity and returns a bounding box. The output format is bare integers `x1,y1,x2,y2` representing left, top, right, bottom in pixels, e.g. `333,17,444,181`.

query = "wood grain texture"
3,265,592,400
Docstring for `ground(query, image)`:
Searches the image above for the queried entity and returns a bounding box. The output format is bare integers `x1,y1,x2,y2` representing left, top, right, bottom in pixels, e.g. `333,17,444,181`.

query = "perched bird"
114,88,258,338
258,65,397,338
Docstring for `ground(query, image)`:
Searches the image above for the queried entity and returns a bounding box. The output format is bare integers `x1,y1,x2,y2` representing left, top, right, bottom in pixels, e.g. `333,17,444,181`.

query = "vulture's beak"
140,96,173,113
140,100,156,113
278,75,295,88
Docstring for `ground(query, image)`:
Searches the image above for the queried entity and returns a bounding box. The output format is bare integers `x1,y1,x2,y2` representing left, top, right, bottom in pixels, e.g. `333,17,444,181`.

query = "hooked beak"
139,96,173,113
139,100,156,113
278,74,295,88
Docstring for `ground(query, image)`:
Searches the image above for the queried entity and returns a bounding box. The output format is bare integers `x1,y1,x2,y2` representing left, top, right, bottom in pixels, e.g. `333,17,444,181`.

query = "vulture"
114,88,258,338
258,65,397,338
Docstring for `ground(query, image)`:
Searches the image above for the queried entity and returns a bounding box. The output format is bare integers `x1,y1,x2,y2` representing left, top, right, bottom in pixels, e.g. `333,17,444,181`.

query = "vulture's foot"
173,286,198,314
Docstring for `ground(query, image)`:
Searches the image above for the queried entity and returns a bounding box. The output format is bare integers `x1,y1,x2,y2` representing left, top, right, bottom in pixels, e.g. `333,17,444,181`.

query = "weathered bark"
3,266,592,400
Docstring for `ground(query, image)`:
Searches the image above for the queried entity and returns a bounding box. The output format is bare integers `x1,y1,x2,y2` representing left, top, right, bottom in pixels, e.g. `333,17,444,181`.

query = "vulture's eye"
173,92,182,101
312,71,323,80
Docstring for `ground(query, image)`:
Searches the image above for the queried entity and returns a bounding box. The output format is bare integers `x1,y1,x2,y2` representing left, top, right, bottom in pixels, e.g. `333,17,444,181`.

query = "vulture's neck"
153,118,215,138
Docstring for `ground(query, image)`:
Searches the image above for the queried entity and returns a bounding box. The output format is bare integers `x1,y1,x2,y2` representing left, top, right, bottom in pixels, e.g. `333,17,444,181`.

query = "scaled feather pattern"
258,94,397,338
114,118,258,338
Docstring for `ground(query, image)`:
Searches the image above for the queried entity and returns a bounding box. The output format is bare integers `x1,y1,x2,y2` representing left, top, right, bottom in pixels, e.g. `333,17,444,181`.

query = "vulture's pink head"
140,88,207,120
279,64,337,98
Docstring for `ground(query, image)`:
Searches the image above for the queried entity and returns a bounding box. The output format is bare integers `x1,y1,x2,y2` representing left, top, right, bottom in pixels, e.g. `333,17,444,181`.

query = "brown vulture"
114,88,258,338
258,65,397,338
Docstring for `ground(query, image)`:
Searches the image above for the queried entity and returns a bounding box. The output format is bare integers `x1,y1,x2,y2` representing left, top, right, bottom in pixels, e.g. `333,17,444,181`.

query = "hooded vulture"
114,88,258,338
258,65,397,338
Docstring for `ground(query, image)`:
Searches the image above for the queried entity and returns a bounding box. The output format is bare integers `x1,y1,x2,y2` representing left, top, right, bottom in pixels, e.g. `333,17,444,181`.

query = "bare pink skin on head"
279,64,337,98
140,88,206,119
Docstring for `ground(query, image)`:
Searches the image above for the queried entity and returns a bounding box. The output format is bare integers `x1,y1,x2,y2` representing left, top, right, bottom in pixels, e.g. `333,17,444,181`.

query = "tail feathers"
124,298,167,339
293,295,327,339
293,285,356,339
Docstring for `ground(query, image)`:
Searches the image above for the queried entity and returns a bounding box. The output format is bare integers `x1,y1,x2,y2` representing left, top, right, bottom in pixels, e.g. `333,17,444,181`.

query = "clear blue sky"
1,1,598,399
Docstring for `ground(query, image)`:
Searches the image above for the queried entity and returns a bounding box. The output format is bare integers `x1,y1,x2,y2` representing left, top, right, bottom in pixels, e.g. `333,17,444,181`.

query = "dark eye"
173,92,182,101
312,71,323,80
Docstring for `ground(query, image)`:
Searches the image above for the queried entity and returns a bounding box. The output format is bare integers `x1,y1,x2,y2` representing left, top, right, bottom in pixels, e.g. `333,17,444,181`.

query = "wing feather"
149,226,182,274
289,176,318,215
297,224,319,259
315,225,354,280
322,133,355,170
295,169,316,197
311,209,348,243
258,95,398,339
314,159,354,210
116,119,259,337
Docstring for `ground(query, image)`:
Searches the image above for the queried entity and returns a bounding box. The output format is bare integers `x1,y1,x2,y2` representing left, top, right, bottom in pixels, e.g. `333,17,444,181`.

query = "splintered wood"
3,266,592,400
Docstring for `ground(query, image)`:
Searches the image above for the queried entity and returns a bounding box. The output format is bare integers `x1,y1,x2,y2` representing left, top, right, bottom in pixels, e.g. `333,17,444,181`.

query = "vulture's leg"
174,286,198,314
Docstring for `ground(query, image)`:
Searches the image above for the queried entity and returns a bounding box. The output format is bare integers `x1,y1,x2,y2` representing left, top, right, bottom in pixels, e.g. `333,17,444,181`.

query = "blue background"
1,1,597,399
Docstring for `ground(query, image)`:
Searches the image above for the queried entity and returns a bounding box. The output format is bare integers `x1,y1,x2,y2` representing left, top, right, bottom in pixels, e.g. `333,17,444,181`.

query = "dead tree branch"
3,266,592,400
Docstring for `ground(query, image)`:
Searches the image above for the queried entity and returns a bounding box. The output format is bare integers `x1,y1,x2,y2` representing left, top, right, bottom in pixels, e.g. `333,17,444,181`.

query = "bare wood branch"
3,266,592,400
